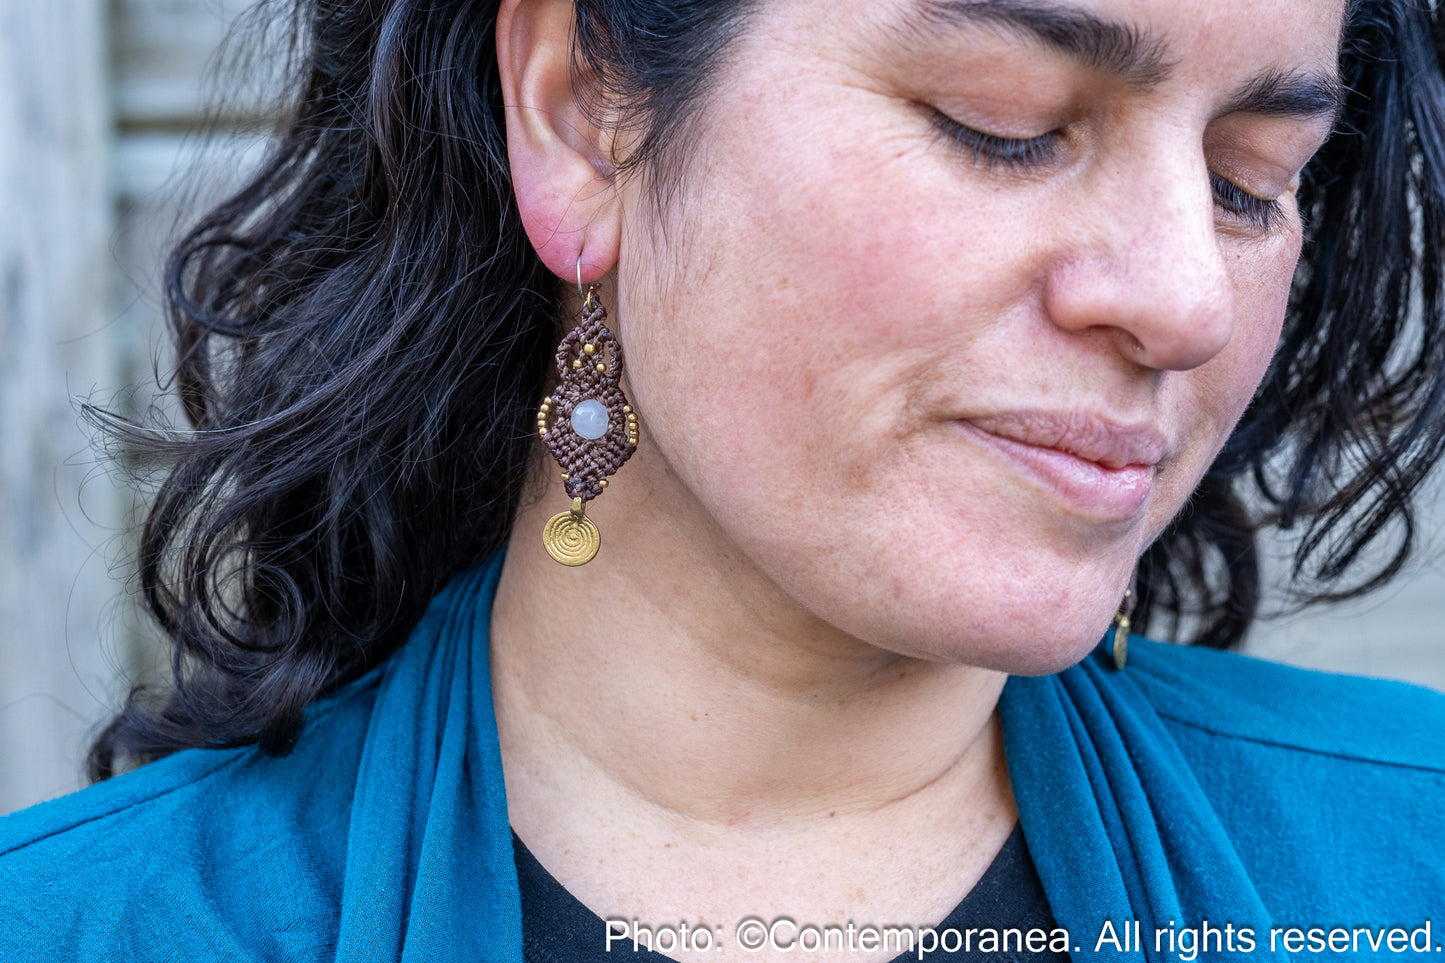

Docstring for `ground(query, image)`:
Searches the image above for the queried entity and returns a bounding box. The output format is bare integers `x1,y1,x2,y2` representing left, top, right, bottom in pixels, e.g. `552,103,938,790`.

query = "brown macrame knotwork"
536,285,638,565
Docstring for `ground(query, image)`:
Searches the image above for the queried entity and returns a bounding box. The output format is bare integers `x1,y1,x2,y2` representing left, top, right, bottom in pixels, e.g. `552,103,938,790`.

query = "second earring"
537,283,639,566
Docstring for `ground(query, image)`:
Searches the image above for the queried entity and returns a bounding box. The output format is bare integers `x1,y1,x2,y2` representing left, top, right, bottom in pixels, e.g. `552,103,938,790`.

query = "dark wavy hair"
89,0,1445,779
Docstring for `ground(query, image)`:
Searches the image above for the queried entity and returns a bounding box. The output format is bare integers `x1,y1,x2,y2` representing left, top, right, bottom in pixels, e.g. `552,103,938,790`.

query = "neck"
490,475,1010,832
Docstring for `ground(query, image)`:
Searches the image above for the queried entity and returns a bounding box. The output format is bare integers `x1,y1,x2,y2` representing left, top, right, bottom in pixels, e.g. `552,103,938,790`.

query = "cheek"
616,108,1037,484
1223,235,1299,408
616,149,924,487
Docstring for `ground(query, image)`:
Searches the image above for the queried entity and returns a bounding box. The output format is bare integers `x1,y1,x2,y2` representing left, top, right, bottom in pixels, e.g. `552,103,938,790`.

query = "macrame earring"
536,270,639,566
1112,580,1136,670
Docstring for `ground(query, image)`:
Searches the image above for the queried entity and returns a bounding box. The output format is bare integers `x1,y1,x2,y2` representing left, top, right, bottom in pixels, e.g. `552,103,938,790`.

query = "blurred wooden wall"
0,0,1441,818
0,0,265,817
1,0,118,819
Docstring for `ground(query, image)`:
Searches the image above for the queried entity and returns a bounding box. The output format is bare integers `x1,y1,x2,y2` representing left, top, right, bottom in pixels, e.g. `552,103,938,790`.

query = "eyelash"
931,113,1286,231
1208,172,1284,231
931,113,1062,169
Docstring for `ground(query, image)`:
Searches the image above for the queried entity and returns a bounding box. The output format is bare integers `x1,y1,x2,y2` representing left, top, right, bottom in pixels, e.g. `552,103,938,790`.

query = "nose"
1044,153,1235,371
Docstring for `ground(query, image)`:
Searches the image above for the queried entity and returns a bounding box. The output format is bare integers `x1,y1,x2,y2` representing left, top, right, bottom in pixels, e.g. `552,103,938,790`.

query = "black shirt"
514,824,1072,961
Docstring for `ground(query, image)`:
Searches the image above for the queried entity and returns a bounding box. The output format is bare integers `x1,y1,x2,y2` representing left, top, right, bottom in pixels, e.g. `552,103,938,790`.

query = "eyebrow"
905,0,1348,125
1221,68,1346,124
910,0,1174,88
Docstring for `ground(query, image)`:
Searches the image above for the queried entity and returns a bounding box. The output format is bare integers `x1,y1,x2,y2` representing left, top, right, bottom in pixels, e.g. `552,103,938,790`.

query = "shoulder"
1124,636,1445,771
1125,638,1445,917
0,668,383,960
1007,640,1444,925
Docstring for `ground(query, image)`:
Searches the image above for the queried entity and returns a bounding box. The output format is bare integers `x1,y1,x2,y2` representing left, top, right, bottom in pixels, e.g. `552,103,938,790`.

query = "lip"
957,411,1166,520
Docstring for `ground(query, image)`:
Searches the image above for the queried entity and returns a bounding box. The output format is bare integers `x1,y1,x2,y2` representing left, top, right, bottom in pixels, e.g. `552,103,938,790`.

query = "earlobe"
497,0,622,283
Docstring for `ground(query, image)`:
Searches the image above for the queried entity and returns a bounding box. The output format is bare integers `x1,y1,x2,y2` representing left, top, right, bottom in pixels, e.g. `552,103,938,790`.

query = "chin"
838,585,1123,677
960,617,1115,676
830,536,1136,677
978,619,1116,676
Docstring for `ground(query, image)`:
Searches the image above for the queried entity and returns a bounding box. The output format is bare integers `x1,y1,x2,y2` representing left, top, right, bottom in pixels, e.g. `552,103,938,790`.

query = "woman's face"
609,0,1342,671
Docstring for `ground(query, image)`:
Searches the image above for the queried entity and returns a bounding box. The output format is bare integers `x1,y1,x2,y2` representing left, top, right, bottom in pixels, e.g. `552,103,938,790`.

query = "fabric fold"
1001,643,1286,963
334,558,523,962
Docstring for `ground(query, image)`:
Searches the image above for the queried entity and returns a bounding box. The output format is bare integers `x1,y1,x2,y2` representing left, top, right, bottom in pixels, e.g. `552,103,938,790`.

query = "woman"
3,0,1443,959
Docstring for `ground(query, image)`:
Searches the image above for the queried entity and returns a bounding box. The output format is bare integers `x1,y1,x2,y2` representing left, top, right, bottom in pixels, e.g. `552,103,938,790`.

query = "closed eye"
1209,172,1284,231
934,111,1288,232
931,112,1063,169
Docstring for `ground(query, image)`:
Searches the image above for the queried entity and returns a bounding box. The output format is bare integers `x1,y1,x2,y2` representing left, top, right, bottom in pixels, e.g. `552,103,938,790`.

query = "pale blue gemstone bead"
570,399,610,440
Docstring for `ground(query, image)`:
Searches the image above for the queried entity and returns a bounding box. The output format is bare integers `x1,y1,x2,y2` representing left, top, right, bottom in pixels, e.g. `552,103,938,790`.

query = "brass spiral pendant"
543,498,601,566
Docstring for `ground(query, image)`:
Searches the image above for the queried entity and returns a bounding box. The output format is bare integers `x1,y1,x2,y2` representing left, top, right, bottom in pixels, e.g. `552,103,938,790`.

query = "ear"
497,0,621,284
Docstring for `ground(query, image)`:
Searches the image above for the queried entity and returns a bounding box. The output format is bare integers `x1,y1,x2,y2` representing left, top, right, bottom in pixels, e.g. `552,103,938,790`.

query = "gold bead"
561,473,569,480
572,360,582,369
599,479,608,488
584,344,596,355
596,363,606,373
622,405,632,414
